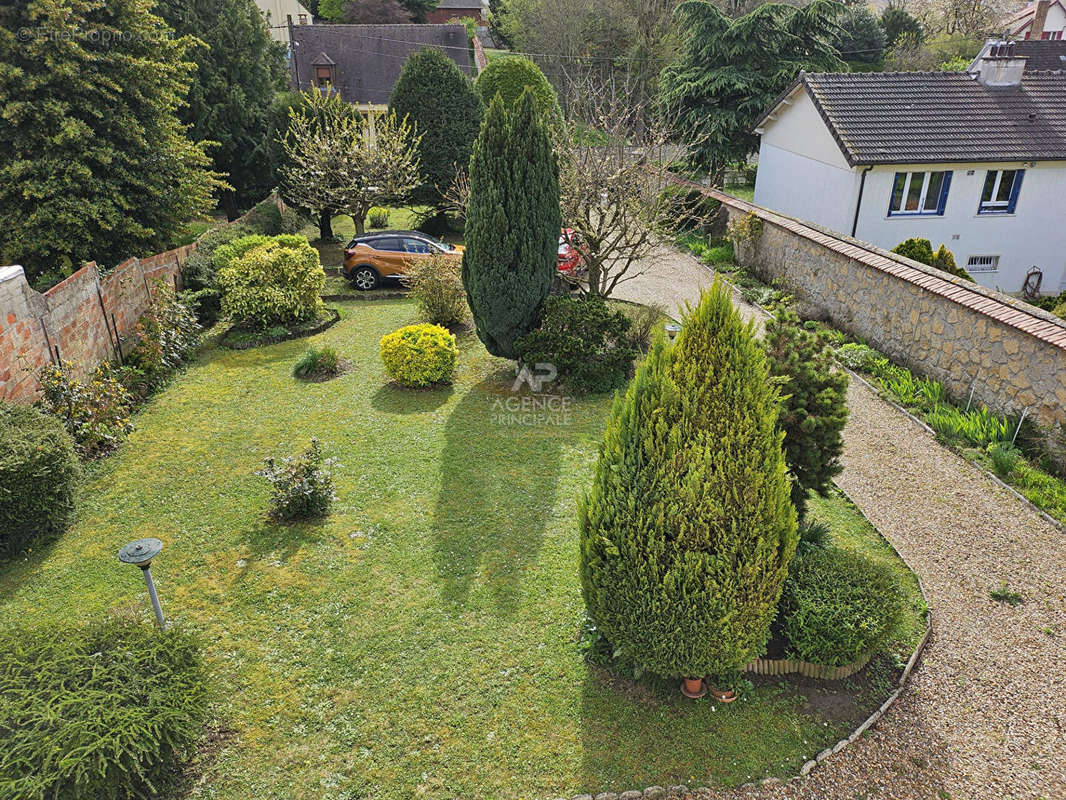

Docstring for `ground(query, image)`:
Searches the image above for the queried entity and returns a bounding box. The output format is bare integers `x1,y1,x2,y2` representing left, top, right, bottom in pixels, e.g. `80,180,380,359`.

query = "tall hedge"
462,90,560,359
390,48,484,204
0,402,80,556
580,283,797,679
474,55,561,121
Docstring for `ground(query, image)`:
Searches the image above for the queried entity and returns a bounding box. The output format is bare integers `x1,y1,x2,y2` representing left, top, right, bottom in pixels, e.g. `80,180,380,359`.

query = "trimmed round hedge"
379,323,458,387
0,616,209,800
0,401,80,556
474,55,561,121
780,546,904,667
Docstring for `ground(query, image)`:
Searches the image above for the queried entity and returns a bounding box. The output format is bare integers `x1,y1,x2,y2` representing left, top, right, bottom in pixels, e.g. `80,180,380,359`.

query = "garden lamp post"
665,323,681,340
118,538,166,629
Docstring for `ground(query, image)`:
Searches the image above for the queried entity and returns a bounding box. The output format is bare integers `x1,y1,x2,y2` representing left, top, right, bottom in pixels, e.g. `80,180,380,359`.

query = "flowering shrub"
379,323,458,387
36,360,134,458
257,438,338,521
216,235,325,327
123,281,201,397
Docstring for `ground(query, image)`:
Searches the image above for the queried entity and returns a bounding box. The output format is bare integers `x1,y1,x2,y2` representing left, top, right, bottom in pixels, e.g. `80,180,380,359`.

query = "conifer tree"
462,90,559,359
762,309,849,518
580,282,797,679
390,48,484,206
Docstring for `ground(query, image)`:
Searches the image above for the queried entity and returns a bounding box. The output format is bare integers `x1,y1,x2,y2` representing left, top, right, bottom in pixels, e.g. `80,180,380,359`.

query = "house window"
966,255,1000,273
888,171,951,216
978,169,1024,214
298,13,308,24
315,65,334,87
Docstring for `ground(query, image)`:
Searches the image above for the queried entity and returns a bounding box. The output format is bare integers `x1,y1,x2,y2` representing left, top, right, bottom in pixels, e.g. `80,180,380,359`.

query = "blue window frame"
888,171,952,216
978,169,1024,214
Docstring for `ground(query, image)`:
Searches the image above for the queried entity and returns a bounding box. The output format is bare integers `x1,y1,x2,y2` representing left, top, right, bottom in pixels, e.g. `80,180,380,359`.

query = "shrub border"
219,308,340,350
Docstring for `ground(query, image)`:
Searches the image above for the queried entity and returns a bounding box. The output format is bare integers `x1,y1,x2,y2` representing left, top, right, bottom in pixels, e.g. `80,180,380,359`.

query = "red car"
558,228,585,274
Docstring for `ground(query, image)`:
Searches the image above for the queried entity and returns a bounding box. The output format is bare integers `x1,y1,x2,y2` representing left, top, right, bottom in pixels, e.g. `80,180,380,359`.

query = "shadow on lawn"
432,377,563,615
237,517,326,571
371,382,453,414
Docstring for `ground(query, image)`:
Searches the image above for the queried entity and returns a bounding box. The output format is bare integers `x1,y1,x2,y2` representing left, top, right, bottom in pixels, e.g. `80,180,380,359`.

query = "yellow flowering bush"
379,324,458,387
216,235,325,327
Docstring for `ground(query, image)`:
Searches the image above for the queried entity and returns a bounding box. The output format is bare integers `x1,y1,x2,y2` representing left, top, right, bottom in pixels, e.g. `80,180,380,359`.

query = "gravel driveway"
614,248,1066,800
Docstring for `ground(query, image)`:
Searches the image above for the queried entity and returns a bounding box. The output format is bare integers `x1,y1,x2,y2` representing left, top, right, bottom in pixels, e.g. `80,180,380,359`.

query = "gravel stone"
612,248,1066,799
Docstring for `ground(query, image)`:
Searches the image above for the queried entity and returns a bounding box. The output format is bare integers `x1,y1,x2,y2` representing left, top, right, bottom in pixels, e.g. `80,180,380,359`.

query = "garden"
1,54,928,800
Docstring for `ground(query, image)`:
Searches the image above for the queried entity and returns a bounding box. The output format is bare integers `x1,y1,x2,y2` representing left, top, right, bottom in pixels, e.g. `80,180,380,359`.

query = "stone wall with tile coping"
675,180,1066,430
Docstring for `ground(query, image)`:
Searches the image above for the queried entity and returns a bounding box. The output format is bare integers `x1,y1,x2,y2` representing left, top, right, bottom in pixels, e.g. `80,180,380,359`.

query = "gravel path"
615,249,1066,800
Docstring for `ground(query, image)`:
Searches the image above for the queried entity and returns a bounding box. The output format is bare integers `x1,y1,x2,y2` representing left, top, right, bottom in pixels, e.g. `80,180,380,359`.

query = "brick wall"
0,244,193,404
686,183,1066,429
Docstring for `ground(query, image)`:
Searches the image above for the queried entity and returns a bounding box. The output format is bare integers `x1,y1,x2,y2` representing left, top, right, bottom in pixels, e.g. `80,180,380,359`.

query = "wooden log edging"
744,650,872,680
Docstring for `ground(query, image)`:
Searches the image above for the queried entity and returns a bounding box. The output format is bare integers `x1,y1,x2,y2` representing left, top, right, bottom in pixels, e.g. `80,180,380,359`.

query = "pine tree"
0,0,222,288
762,310,849,519
580,282,797,680
156,0,289,219
462,90,559,359
390,48,484,206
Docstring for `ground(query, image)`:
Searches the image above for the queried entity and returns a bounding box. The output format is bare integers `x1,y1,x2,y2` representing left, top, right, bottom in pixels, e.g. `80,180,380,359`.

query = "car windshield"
418,233,454,252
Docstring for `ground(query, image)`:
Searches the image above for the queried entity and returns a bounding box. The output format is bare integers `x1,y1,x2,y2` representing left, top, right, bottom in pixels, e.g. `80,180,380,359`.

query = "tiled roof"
772,71,1066,166
290,24,471,105
1012,40,1066,71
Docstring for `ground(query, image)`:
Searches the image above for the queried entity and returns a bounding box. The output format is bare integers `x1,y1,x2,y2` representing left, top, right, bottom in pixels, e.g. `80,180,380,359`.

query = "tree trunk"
318,209,333,240
353,214,366,235
221,191,240,222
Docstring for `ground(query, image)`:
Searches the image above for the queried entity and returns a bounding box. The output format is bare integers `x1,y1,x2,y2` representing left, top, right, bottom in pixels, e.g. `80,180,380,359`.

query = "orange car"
342,230,463,290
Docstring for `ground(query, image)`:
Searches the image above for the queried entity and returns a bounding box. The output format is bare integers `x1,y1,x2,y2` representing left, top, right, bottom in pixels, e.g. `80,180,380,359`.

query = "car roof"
352,230,424,242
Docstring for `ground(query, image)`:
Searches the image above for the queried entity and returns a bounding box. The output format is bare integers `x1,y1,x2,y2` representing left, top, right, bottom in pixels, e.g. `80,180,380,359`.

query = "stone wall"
683,182,1066,429
0,245,193,403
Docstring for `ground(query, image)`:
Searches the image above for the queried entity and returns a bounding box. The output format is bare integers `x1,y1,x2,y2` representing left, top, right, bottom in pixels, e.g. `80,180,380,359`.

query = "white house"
256,0,313,43
1004,0,1066,40
752,46,1066,295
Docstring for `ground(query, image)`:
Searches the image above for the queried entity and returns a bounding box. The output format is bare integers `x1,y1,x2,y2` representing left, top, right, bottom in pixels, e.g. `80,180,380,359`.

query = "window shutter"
936,171,952,215
1007,170,1024,213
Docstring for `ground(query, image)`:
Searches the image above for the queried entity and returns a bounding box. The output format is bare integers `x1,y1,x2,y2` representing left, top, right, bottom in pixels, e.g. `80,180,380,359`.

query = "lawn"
0,299,923,799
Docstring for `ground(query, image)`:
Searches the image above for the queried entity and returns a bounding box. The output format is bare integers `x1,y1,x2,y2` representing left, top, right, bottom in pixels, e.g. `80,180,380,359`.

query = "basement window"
966,255,1000,273
888,171,952,216
978,169,1024,214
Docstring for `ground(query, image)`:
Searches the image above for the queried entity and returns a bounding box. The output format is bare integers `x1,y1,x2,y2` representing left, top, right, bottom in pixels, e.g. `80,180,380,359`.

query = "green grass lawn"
0,300,923,799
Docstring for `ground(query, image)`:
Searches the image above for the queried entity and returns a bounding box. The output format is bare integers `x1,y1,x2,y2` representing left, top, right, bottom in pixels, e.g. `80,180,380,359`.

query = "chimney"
977,41,1027,87
1030,0,1051,39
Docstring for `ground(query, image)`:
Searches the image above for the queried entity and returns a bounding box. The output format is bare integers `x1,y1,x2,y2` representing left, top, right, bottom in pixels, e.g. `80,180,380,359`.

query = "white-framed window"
888,171,951,216
978,169,1024,214
966,255,1000,273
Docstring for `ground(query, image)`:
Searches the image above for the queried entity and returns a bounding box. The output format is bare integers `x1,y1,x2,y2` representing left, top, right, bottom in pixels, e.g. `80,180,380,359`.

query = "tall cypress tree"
155,0,288,219
462,90,559,359
390,48,484,206
580,282,797,679
0,0,221,288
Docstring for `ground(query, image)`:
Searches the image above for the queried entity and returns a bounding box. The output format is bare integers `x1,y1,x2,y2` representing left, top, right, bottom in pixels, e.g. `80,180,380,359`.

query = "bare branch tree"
555,73,700,298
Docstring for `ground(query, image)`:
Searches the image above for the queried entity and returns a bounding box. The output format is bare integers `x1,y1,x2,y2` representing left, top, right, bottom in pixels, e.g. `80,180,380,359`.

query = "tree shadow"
432,376,564,615
371,382,454,415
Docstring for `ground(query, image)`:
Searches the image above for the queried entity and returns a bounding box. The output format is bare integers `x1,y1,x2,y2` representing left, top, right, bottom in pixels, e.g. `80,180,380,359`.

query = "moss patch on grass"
0,300,921,799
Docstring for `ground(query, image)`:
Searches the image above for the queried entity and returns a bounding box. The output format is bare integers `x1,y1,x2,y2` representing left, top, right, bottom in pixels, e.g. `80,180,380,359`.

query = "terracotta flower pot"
710,686,737,703
681,677,707,698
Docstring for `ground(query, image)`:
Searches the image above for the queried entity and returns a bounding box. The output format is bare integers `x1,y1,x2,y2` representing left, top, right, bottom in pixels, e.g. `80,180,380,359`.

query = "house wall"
754,90,862,238
0,248,191,404
1015,3,1066,36
854,162,1066,294
699,183,1066,431
426,7,486,23
256,0,312,42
